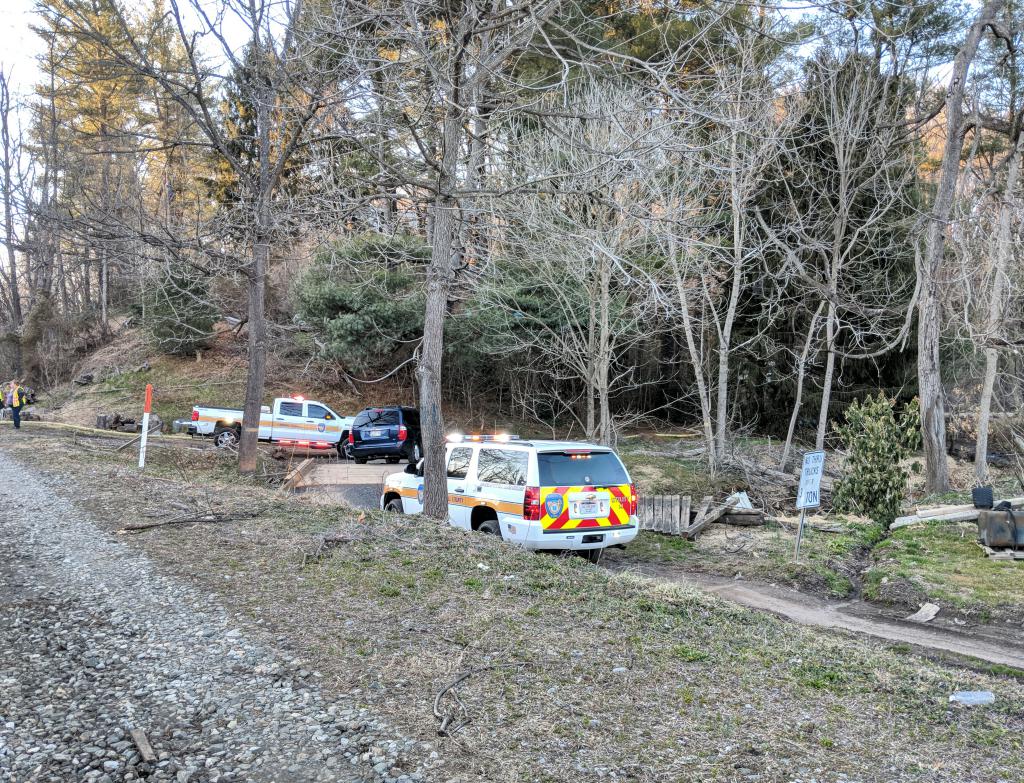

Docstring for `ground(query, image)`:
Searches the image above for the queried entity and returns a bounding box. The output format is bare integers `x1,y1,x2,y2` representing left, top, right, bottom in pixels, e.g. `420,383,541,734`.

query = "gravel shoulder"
0,445,427,783
3,431,1024,783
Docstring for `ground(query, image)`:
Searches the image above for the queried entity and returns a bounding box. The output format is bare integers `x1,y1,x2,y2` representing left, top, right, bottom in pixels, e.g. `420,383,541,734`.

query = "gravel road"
0,449,427,783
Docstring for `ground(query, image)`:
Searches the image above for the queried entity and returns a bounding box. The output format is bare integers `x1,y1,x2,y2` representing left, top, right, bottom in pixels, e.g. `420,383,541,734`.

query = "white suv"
380,436,639,560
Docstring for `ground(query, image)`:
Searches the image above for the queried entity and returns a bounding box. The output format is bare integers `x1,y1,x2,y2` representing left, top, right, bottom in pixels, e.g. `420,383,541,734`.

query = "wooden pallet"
978,543,1024,561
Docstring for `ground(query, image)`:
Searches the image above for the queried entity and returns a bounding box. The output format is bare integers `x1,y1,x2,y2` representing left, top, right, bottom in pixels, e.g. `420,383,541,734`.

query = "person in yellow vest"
7,379,27,430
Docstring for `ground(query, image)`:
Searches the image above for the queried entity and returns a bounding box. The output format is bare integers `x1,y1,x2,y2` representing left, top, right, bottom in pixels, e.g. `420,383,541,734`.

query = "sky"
1,0,44,104
0,0,250,122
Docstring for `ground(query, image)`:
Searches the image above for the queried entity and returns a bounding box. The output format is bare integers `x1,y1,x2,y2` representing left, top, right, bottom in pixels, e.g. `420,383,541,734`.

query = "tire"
213,426,239,449
478,518,502,537
339,440,352,460
407,442,422,464
355,457,367,465
384,498,404,513
582,548,603,564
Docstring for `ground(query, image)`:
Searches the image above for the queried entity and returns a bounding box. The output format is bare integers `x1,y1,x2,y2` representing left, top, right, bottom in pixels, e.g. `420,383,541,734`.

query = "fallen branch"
120,508,261,532
301,531,360,566
114,424,163,452
433,667,491,737
767,516,846,534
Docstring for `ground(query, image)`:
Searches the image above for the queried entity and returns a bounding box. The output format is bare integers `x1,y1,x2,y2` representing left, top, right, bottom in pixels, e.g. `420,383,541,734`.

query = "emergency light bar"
447,433,519,443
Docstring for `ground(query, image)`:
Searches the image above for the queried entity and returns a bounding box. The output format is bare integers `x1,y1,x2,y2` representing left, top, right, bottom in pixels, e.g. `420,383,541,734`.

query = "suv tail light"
348,431,354,445
397,425,408,442
191,409,199,422
628,483,638,516
523,486,542,521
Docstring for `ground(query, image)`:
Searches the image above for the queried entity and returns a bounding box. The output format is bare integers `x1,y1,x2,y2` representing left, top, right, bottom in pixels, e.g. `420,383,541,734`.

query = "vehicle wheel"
384,498,404,514
386,456,400,464
339,441,352,460
582,548,603,564
355,457,367,465
408,442,422,464
478,518,502,537
213,426,239,449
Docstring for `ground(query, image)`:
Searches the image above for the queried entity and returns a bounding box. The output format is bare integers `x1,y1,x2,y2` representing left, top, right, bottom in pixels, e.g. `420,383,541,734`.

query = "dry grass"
5,433,1024,783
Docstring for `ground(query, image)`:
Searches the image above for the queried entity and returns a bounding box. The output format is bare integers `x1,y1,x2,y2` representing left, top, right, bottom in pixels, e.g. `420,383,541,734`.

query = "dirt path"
614,564,1024,669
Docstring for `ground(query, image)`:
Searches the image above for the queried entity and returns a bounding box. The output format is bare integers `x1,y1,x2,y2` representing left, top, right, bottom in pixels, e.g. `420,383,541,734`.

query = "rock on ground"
0,449,424,783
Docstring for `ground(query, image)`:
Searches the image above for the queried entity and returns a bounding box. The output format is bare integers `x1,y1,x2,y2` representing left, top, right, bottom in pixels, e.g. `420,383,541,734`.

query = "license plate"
577,501,599,516
369,429,383,438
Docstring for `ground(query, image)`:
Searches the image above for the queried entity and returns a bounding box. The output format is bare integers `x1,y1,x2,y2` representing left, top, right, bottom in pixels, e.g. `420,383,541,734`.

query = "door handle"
453,487,465,494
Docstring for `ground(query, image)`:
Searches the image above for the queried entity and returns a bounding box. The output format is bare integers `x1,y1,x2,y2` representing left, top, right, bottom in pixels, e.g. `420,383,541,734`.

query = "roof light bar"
447,432,519,443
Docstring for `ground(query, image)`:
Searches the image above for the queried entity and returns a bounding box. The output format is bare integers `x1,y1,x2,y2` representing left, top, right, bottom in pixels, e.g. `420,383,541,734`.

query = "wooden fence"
637,494,717,537
636,494,761,540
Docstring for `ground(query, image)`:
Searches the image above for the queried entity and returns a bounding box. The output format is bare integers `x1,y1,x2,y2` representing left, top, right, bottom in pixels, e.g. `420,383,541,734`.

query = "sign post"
138,383,153,470
794,450,825,561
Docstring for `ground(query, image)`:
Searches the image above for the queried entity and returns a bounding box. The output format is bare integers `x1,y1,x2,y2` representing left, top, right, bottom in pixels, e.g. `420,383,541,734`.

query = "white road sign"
796,450,825,509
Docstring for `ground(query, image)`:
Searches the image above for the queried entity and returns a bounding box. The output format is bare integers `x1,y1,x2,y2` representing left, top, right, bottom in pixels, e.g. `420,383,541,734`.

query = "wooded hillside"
2,0,1023,514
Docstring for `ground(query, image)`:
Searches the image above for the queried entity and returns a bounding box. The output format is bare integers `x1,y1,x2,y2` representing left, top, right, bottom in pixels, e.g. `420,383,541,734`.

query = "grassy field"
605,516,885,599
3,431,1023,783
864,521,1024,623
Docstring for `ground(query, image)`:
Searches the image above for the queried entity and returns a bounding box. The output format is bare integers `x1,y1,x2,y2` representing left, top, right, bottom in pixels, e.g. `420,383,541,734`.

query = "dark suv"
348,406,422,464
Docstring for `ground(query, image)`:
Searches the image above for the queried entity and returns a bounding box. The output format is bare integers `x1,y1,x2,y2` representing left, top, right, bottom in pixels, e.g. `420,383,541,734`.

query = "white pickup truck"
188,396,354,453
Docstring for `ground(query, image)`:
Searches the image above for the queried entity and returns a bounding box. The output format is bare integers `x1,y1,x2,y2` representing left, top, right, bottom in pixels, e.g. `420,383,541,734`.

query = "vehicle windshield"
354,408,399,427
538,451,629,486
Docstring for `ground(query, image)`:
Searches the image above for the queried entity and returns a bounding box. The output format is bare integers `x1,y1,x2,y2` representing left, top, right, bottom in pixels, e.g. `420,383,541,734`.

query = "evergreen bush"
832,394,921,529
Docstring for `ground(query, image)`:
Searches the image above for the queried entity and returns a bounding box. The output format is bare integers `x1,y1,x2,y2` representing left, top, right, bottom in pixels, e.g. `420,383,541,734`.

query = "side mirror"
404,463,418,475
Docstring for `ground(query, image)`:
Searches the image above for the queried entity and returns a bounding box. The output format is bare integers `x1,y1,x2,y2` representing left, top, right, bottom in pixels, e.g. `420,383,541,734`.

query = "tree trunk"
585,289,597,439
670,239,716,470
238,67,273,475
815,301,837,450
976,129,1024,482
919,0,1003,492
715,160,745,463
597,253,612,445
780,300,825,470
419,194,457,519
0,73,22,330
239,229,269,475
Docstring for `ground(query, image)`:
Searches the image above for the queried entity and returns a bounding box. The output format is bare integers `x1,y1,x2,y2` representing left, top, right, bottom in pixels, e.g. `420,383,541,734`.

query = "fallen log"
891,496,1024,530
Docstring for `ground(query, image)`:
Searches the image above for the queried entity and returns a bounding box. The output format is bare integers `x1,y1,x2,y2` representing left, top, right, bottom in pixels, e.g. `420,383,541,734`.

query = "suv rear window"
354,408,399,427
538,452,628,486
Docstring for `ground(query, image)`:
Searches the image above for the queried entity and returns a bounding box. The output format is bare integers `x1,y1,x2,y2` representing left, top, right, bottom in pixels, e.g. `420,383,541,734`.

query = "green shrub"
296,233,429,373
832,394,921,529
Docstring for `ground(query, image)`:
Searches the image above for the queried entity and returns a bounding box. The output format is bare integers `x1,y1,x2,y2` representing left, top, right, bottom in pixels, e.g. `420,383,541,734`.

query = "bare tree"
918,0,1006,493
480,82,664,444
770,52,918,456
0,68,23,342
652,22,785,472
328,0,566,517
57,0,345,473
